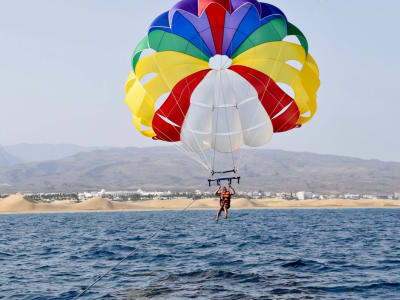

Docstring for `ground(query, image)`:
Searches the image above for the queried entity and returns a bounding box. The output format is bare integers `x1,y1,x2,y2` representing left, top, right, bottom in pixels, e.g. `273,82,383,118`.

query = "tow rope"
72,199,197,299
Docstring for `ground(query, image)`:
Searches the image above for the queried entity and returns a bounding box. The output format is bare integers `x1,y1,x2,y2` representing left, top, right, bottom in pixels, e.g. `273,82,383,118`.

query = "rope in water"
72,199,197,299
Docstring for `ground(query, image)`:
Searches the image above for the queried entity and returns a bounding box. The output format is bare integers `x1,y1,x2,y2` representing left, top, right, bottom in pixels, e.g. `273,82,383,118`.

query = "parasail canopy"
125,0,320,175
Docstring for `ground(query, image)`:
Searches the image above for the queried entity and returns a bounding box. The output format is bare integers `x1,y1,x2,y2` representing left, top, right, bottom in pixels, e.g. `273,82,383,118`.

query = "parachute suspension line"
72,199,198,300
143,83,209,169
230,68,243,172
233,50,248,173
151,76,212,172
171,76,213,170
224,69,238,172
211,71,221,175
149,115,210,172
148,51,213,172
218,71,235,171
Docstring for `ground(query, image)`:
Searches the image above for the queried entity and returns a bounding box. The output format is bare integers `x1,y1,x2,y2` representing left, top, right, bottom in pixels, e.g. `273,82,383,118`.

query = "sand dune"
191,198,219,209
52,200,73,206
0,194,36,212
0,195,399,214
74,197,115,210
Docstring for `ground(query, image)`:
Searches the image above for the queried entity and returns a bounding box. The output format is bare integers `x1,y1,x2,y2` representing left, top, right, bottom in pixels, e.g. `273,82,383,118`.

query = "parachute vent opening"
272,102,293,120
139,123,152,132
139,48,156,60
140,73,158,86
283,35,301,46
286,60,303,71
301,111,311,118
155,92,171,111
277,82,295,99
158,114,180,128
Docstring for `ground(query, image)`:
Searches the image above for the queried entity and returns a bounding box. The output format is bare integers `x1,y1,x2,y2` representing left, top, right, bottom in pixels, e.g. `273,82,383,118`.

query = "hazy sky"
0,0,399,162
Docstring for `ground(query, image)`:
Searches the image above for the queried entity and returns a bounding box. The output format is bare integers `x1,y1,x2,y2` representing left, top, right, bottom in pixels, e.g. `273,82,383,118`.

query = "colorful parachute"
125,0,320,175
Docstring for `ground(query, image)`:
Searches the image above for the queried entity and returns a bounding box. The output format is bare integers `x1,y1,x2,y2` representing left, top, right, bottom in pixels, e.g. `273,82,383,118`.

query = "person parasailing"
215,184,235,221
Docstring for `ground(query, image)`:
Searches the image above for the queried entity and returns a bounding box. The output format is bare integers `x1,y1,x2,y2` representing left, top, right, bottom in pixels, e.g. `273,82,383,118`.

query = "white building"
263,192,276,198
344,194,361,200
296,191,313,200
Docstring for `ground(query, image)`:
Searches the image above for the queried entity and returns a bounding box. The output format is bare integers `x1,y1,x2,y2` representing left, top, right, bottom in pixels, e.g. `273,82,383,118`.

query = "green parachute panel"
132,36,149,73
287,22,309,55
132,31,210,72
148,30,210,62
232,18,288,58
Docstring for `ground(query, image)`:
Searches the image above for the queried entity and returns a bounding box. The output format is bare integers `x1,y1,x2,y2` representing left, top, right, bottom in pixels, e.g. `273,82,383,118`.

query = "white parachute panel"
181,69,273,153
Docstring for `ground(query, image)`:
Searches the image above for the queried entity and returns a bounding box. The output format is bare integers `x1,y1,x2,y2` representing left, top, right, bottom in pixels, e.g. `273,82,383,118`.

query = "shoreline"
0,195,399,215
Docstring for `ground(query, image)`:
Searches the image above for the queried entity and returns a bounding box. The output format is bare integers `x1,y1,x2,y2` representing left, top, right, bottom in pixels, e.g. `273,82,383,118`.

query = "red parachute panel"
230,65,300,132
205,4,227,54
198,0,231,16
152,69,211,142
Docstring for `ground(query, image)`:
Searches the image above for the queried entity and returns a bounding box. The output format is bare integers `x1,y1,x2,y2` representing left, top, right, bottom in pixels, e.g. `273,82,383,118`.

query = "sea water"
0,209,399,299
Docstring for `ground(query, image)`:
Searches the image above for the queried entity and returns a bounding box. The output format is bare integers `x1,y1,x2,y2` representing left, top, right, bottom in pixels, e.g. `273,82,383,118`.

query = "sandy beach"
0,194,399,214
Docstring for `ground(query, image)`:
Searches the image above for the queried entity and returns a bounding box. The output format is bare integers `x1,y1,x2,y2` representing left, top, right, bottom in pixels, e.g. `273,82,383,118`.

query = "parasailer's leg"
223,206,228,219
216,206,224,221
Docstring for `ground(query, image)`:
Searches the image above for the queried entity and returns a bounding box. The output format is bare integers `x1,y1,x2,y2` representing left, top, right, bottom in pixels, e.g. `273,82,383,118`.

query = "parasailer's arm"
228,184,236,196
215,186,222,196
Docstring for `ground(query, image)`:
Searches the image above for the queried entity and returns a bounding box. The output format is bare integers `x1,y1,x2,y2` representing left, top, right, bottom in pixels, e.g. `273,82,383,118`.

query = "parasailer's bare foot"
224,215,228,219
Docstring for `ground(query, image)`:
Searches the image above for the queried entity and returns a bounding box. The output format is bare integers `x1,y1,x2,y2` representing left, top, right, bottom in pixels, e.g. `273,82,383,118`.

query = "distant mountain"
0,147,399,194
4,144,106,163
0,146,21,168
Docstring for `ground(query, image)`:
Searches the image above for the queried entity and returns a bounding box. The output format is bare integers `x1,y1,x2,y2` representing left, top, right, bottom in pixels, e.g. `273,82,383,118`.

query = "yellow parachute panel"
232,41,320,125
125,52,209,137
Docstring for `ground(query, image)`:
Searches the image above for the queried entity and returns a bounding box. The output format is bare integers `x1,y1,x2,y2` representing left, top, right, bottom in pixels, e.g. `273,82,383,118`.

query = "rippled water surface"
1,209,400,299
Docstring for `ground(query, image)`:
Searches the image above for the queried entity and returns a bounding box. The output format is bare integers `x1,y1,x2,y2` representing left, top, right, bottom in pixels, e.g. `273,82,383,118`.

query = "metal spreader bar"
211,169,237,176
208,176,241,187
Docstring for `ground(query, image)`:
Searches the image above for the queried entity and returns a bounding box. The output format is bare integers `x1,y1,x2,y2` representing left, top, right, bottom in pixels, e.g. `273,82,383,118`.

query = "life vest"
220,192,231,205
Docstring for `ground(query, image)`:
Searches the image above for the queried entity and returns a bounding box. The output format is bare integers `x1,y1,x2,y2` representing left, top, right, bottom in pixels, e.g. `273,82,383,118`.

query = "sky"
0,0,399,162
